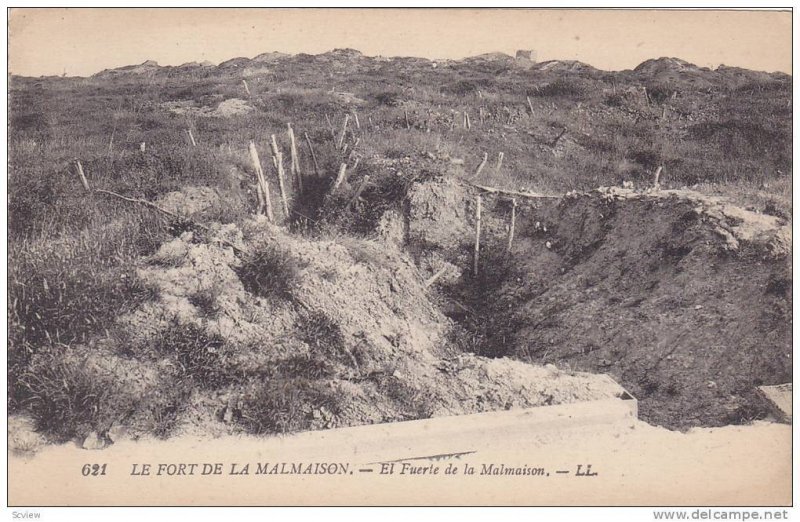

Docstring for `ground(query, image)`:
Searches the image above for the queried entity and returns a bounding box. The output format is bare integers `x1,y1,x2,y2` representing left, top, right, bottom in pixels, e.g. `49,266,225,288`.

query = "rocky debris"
81,431,108,450
106,424,130,443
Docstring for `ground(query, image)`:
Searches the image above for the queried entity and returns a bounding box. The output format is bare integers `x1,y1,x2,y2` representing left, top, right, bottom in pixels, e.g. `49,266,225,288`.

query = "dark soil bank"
407,179,791,430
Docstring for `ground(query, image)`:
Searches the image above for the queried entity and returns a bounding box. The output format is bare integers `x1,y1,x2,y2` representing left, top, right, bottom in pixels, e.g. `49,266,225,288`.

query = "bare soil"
55,198,627,442
403,178,792,429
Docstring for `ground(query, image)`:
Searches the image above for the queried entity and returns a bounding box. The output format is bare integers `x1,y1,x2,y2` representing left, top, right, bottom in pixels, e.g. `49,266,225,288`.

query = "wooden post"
139,142,146,152
653,165,663,189
304,132,320,176
404,109,411,130
270,134,290,218
473,152,488,179
108,130,115,154
473,195,482,277
352,111,360,129
187,129,197,147
248,141,274,222
527,96,535,116
550,128,567,148
325,114,336,140
479,107,485,125
242,79,251,97
495,152,504,174
465,111,471,130
255,181,265,215
287,123,302,193
75,160,90,192
331,163,348,194
347,175,370,209
337,114,350,150
507,198,517,253
368,116,374,130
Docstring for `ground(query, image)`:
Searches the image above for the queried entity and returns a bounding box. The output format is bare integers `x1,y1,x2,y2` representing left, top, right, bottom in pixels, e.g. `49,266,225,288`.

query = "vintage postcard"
6,7,792,510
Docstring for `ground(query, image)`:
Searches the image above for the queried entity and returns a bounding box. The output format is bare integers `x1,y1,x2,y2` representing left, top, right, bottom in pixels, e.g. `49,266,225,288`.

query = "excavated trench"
14,176,790,448
399,178,792,430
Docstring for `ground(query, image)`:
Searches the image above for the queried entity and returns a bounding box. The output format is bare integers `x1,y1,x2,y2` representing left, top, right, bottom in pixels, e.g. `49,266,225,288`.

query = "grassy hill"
8,50,792,446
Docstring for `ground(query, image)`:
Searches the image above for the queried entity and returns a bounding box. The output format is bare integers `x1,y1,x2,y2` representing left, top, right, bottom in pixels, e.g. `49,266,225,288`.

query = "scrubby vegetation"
8,50,792,444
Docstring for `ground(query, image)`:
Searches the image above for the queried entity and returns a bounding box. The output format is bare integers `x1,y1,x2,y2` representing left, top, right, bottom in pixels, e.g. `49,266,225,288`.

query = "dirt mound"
402,179,792,429
156,186,223,217
35,206,621,442
210,98,254,117
93,60,161,78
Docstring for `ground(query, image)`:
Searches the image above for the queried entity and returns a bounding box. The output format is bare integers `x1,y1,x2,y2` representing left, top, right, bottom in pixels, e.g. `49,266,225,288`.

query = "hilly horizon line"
12,49,792,80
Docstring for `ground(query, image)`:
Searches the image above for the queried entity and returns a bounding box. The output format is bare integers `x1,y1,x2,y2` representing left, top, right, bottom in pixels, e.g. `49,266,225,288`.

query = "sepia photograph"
5,6,793,513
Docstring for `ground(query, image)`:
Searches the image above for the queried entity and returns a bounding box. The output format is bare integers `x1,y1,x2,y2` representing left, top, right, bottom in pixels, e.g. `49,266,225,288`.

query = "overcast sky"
9,8,792,77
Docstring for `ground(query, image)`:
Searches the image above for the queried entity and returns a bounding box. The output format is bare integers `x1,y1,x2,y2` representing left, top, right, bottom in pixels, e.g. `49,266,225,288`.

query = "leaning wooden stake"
337,114,350,150
653,165,663,189
75,160,90,191
347,175,370,209
331,163,348,194
248,141,274,222
242,79,251,97
187,129,197,147
325,114,336,140
352,111,360,129
507,198,517,253
473,194,482,277
494,152,504,174
270,134,291,218
465,111,471,130
424,266,450,288
287,123,302,193
527,96,535,116
304,132,320,176
404,109,411,130
473,152,489,179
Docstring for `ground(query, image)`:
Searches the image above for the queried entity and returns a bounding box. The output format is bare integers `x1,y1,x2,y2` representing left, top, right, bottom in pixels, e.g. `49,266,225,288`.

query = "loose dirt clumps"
54,200,624,441
156,186,223,218
210,98,254,118
404,179,792,430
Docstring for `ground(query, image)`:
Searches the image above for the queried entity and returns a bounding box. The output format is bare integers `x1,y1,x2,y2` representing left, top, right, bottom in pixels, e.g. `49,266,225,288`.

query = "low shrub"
153,321,232,388
235,243,304,300
237,379,341,434
16,349,135,441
